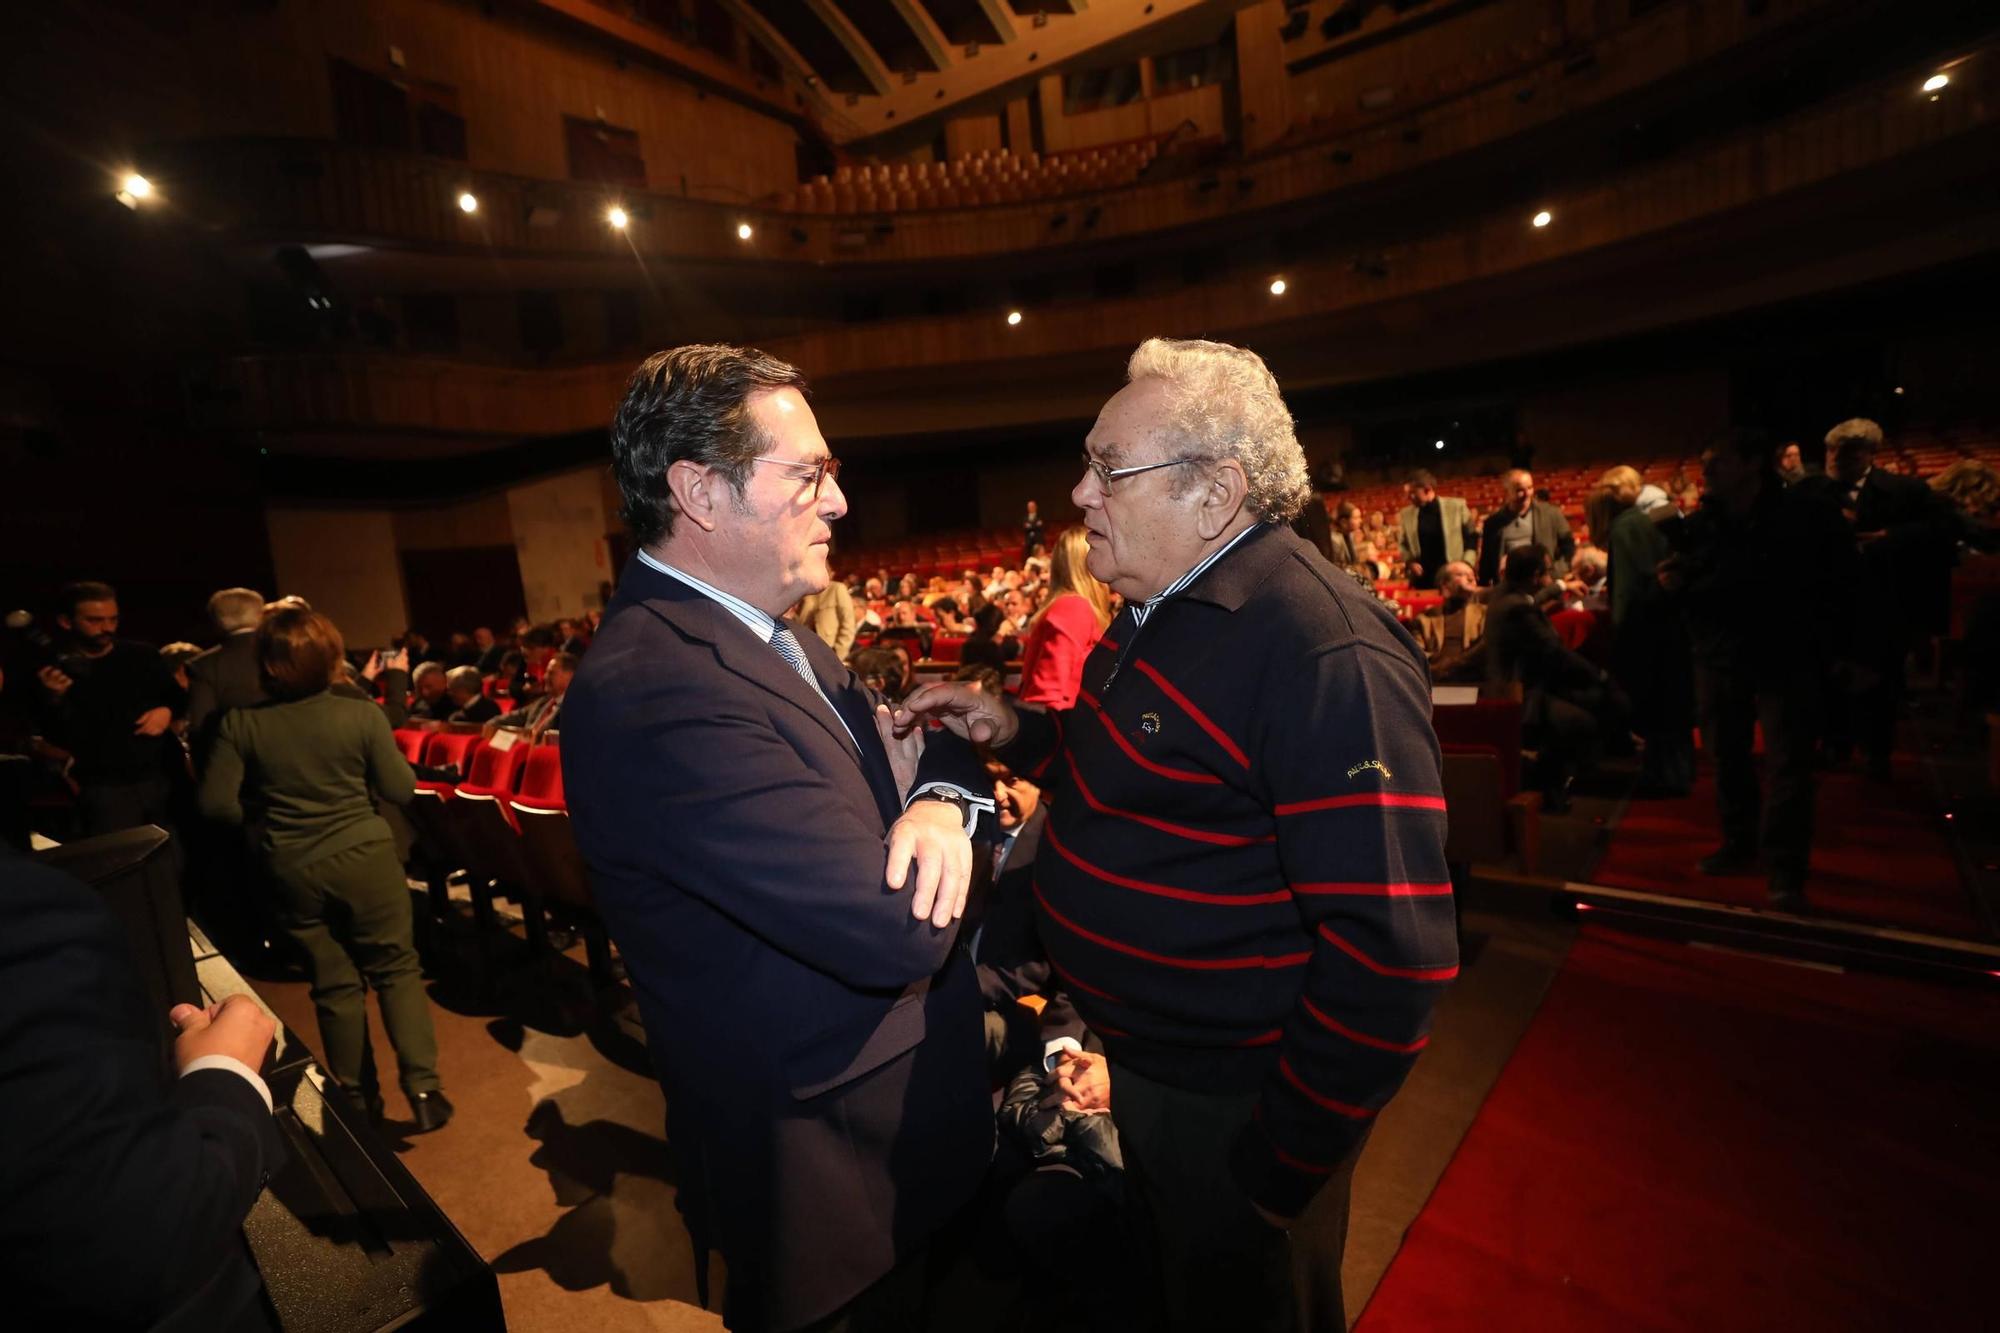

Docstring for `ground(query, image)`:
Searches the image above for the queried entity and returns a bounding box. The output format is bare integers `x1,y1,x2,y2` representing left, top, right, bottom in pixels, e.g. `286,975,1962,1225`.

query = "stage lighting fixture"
116,172,153,208
1269,278,1287,296
1532,209,1553,228
1050,211,1070,230
1923,74,1949,94
737,222,754,240
607,206,630,230
1006,310,1023,326
457,191,479,214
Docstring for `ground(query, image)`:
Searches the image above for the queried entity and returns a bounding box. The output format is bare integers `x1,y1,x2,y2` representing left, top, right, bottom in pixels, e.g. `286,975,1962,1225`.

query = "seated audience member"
1774,439,1808,487
795,578,858,658
444,665,499,724
847,646,908,699
1478,469,1576,585
878,601,934,659
1018,527,1112,710
1487,548,1624,811
1,849,284,1331
402,661,451,723
444,632,477,668
518,625,559,684
1291,485,1337,564
1564,546,1610,612
1328,502,1363,567
472,625,503,673
1930,458,2000,550
491,650,533,708
487,650,576,740
1350,540,1388,581
961,601,1021,671
1415,561,1486,684
1398,469,1481,589
197,606,451,1130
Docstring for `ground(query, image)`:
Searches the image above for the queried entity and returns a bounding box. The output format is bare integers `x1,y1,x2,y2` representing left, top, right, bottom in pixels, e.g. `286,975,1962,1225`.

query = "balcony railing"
157,0,1843,267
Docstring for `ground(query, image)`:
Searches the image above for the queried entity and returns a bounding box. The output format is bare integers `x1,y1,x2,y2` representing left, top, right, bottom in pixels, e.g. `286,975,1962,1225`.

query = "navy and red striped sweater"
1000,522,1456,1217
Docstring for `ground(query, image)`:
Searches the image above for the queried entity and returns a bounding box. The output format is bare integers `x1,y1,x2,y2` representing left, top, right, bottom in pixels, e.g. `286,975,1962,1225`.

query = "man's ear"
665,459,720,533
1194,459,1250,541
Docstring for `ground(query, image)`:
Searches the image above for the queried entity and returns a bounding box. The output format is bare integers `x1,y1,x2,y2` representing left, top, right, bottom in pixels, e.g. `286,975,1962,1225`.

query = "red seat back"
422,731,483,773
1433,700,1523,797
931,634,965,664
458,736,528,798
392,729,428,764
513,744,567,810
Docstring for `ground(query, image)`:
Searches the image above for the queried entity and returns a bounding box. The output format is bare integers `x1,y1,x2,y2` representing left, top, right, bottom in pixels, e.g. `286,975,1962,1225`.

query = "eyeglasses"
1081,452,1200,488
750,453,842,499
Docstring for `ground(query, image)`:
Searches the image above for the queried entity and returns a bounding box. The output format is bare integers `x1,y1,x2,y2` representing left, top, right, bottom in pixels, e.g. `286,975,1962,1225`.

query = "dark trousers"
1111,1062,1361,1333
78,773,181,874
1696,666,1820,875
270,840,440,1099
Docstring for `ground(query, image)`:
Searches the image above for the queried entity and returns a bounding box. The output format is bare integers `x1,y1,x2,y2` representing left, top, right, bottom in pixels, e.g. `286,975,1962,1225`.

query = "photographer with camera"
32,581,185,845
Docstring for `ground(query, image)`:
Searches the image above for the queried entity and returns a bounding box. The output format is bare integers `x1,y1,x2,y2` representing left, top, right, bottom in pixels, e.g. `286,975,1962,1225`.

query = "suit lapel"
795,630,904,825
625,559,869,775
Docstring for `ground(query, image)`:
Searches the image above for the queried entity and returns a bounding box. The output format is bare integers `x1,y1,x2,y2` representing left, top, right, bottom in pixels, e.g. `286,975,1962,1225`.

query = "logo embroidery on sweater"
1346,758,1393,781
1139,711,1162,736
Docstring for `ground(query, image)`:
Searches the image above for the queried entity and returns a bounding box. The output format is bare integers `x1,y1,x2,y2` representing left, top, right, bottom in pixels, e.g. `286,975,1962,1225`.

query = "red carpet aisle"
1591,753,1982,937
1354,929,2000,1332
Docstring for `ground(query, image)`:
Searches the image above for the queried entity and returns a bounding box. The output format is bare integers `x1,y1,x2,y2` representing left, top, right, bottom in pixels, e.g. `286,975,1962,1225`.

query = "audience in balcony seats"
487,650,575,741
1017,527,1113,710
1487,548,1624,812
443,665,500,725
1399,469,1481,590
196,605,452,1132
1810,419,1956,783
184,586,268,750
1415,561,1486,685
1594,465,1695,796
795,579,858,658
31,580,184,845
1477,469,1575,586
1668,427,1859,911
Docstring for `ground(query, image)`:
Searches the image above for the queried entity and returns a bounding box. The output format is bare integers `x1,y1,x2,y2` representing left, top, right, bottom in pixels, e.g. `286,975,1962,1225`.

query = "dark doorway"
401,546,527,643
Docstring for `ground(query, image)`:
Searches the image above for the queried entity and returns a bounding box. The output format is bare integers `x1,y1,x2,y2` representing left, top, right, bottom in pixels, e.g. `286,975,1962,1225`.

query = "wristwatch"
911,786,981,836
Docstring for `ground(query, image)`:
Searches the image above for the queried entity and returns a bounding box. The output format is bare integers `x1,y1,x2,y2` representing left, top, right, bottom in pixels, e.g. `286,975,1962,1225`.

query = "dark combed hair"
60,580,117,617
1406,469,1437,490
1502,545,1550,589
257,606,345,701
610,344,810,548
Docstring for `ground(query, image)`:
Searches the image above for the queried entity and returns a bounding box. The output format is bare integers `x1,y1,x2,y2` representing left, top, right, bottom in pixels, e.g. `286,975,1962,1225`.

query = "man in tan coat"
1415,560,1486,683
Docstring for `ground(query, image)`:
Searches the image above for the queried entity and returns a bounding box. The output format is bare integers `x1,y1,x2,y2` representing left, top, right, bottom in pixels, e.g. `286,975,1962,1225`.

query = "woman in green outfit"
198,606,452,1131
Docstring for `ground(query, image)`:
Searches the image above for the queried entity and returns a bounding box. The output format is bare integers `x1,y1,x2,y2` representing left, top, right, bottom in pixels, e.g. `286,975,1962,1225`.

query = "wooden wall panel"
183,0,798,203
1286,0,1560,132
1235,1,1292,155
944,113,1005,158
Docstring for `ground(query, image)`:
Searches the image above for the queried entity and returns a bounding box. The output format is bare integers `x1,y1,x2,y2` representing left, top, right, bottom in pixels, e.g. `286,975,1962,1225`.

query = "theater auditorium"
2,0,1998,1329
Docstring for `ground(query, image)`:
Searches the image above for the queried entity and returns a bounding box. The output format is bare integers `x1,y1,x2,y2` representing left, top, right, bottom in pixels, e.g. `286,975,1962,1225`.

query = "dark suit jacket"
185,632,265,757
1478,499,1576,585
448,694,501,725
561,557,994,1332
0,851,284,1331
1291,499,1335,564
1847,468,1955,636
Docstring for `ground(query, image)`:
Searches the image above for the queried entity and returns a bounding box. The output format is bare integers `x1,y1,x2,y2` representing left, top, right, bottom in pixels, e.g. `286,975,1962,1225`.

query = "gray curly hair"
1125,337,1310,523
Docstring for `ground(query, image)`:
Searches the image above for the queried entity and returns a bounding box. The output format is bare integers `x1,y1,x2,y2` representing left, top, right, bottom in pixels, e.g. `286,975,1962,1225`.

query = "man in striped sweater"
899,337,1455,1332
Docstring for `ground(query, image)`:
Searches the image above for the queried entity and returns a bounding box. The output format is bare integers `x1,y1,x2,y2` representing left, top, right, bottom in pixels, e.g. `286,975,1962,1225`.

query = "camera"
4,610,93,679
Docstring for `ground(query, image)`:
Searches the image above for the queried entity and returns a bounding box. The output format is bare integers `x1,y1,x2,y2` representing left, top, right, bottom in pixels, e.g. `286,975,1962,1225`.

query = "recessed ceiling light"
1923,73,1950,94
1006,310,1023,326
457,191,478,213
1269,278,1288,296
1532,209,1553,228
737,222,754,240
607,206,629,230
122,173,153,199
1434,440,1446,450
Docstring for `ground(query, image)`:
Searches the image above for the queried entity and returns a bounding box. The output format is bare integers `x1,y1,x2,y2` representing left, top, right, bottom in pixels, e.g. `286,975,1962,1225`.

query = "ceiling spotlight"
1923,73,1950,94
1269,278,1288,296
457,191,479,214
736,221,754,240
1434,439,1446,450
1006,310,1023,327
1894,385,1906,395
607,206,629,230
116,172,153,208
1532,209,1553,228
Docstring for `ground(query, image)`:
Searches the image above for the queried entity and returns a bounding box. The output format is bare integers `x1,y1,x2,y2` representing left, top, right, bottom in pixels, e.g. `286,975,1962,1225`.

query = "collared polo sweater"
1001,522,1456,1217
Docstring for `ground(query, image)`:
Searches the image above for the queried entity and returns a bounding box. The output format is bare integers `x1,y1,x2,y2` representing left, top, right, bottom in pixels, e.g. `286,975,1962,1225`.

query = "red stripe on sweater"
1292,879,1453,897
1279,1056,1376,1120
1318,924,1459,981
1063,750,1276,847
1078,691,1222,785
1252,1108,1336,1175
1035,882,1311,972
1130,659,1250,768
1044,822,1290,906
1047,954,1123,1004
1275,792,1447,816
1301,995,1430,1053
1239,1029,1284,1047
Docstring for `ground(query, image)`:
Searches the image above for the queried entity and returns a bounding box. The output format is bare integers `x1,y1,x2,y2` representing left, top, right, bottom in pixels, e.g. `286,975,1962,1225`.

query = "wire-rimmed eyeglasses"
750,453,842,499
1081,452,1200,487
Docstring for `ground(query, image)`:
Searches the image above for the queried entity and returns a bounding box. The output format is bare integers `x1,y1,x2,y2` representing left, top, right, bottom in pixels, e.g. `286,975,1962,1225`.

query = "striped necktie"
770,623,845,722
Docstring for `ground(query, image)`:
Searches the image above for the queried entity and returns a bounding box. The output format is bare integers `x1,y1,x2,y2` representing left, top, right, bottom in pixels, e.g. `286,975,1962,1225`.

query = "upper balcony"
155,0,1855,270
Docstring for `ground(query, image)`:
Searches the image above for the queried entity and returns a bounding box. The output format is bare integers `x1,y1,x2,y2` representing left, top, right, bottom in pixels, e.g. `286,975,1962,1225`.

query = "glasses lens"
814,457,841,498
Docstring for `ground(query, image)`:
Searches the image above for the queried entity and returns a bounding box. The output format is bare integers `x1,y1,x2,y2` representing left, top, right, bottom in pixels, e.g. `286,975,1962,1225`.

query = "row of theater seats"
390,728,617,988
783,141,1161,215
837,523,1069,583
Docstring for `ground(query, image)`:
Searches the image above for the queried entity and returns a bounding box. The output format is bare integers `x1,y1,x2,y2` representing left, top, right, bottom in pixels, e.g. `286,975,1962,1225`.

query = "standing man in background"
184,587,268,754
1022,498,1046,564
1477,469,1575,586
1398,470,1480,589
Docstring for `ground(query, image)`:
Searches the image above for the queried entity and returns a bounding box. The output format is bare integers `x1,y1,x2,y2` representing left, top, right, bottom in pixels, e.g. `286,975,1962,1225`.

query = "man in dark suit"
1477,469,1576,585
562,345,997,1333
1487,548,1620,812
184,587,268,754
0,848,284,1331
1818,419,1956,781
442,665,500,725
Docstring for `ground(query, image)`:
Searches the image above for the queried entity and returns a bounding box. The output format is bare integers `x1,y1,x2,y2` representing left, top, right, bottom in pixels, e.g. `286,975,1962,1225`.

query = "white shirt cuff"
907,782,997,836
1042,1036,1083,1073
179,1055,275,1114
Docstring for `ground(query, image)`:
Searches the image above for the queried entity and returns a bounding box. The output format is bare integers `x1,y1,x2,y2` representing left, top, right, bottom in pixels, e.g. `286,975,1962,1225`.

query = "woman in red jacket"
1016,524,1112,708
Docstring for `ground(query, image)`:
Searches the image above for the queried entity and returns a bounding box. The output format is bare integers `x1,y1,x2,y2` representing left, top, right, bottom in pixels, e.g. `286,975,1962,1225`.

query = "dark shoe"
408,1090,455,1133
1698,845,1757,876
1767,869,1808,913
